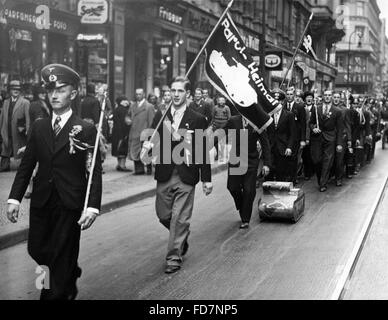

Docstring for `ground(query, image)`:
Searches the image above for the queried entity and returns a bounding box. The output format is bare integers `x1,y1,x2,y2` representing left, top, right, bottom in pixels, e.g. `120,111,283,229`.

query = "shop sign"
187,37,200,53
159,6,183,26
265,52,283,70
187,10,214,34
0,2,79,36
78,0,108,24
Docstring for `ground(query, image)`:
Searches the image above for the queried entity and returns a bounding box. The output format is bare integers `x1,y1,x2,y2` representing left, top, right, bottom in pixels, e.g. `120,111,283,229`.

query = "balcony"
310,4,345,45
336,72,373,85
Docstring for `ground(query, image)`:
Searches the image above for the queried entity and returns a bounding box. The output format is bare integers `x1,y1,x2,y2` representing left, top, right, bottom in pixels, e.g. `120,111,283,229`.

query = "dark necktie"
53,116,61,136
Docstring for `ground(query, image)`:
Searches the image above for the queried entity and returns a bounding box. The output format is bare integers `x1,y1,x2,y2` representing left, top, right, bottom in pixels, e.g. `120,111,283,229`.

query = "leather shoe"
67,285,78,300
182,241,189,256
165,265,181,274
336,180,342,187
116,166,132,172
240,223,249,229
320,186,327,192
0,166,10,172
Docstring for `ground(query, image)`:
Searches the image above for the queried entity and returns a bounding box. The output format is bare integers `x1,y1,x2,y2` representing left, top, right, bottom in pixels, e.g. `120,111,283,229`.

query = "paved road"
1,148,388,300
343,177,388,300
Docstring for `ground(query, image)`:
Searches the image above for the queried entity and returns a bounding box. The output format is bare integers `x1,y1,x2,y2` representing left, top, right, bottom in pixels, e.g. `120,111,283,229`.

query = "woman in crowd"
111,96,132,172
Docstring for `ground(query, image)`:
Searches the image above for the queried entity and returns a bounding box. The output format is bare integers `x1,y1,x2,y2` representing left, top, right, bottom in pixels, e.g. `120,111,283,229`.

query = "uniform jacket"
151,107,211,186
9,113,102,211
334,103,352,144
267,108,297,156
225,115,271,170
0,96,30,158
309,104,343,146
283,101,306,144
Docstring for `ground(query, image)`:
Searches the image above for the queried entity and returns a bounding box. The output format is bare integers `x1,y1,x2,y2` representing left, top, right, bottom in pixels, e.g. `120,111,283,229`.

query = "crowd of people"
4,63,388,297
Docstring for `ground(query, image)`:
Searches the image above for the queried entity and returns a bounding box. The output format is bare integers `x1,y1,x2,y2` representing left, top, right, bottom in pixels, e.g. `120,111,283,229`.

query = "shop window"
3,27,40,86
135,39,148,92
153,38,173,90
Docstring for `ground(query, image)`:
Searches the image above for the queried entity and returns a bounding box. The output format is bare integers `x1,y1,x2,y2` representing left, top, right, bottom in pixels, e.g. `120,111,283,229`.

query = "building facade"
335,0,383,96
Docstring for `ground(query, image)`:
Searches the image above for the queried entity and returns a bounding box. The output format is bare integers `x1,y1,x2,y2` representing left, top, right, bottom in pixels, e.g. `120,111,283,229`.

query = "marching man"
6,64,102,300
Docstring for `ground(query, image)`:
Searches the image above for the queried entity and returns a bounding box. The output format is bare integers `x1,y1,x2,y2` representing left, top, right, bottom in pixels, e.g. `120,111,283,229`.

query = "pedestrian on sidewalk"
0,80,31,172
111,96,132,172
128,88,155,175
144,76,213,274
6,64,102,300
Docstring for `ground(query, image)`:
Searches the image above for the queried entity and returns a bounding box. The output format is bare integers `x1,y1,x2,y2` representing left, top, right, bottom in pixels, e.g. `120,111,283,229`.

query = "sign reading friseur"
78,0,109,24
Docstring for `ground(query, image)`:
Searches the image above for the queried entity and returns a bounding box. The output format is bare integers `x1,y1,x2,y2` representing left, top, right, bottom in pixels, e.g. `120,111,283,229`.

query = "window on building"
336,55,345,72
354,55,366,73
356,2,365,17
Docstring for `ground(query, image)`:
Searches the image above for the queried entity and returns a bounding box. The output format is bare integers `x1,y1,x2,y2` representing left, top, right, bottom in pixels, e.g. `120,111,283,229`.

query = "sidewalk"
0,147,227,250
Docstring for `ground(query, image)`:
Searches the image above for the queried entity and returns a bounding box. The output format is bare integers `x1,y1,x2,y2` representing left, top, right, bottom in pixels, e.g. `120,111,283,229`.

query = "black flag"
204,13,282,133
300,34,317,60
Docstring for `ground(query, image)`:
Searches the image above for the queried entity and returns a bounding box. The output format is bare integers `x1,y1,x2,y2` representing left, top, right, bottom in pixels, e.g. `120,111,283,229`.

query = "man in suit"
352,97,372,174
226,115,271,229
0,80,31,172
6,64,102,300
332,91,352,186
266,104,297,182
80,83,100,125
284,87,306,185
145,76,212,274
189,88,213,127
301,91,315,180
128,88,155,175
309,90,343,192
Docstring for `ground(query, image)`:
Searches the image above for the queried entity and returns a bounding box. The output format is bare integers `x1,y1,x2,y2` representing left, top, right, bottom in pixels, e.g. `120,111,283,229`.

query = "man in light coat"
0,80,30,172
128,88,155,175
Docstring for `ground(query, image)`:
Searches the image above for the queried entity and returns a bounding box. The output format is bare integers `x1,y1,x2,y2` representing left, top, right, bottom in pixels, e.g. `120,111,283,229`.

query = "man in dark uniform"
145,76,212,274
266,103,297,182
332,91,352,186
7,64,102,300
352,97,371,173
309,90,343,192
225,115,271,229
302,91,315,180
284,87,306,185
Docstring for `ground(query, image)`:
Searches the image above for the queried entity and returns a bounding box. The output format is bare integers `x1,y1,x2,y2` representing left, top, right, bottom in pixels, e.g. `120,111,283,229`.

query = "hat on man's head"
9,80,22,90
271,88,286,101
41,64,80,89
303,91,314,100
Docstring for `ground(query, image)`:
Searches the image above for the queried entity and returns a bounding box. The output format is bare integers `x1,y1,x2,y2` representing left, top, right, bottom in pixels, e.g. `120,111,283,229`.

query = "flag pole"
82,91,106,217
280,12,314,89
140,0,235,161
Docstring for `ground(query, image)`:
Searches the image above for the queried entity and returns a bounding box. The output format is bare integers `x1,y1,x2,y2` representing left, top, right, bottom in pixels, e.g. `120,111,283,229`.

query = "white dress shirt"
52,108,73,133
273,109,282,127
8,108,99,215
171,104,187,132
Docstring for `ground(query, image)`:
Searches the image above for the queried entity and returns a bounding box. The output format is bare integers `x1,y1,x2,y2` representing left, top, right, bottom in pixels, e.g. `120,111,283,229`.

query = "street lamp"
347,29,363,91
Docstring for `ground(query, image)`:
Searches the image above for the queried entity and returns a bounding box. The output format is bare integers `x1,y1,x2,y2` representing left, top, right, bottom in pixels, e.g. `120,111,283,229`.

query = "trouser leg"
239,169,258,223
